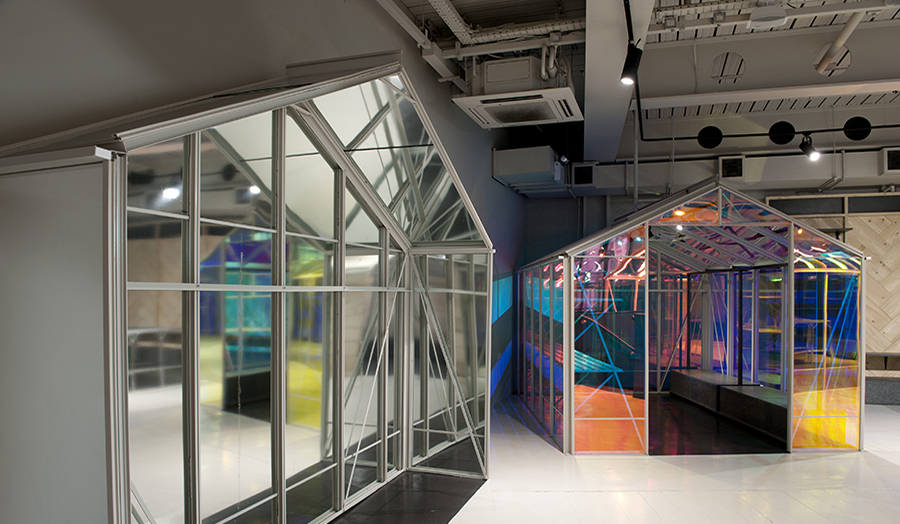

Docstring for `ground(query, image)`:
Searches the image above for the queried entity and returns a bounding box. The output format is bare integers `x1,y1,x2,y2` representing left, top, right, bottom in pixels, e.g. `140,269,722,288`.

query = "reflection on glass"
285,113,335,239
285,291,333,522
198,290,273,520
128,290,184,524
792,254,861,450
127,136,185,214
758,268,783,389
345,189,380,246
573,226,646,453
286,468,334,523
343,290,380,496
127,211,184,283
651,189,719,224
722,189,785,223
288,235,334,287
200,226,272,286
200,112,273,227
345,246,380,288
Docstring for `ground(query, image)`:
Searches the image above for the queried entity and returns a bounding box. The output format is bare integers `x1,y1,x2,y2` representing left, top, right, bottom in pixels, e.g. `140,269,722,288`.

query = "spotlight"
249,185,261,195
620,43,643,86
674,209,685,216
676,225,684,231
799,134,820,161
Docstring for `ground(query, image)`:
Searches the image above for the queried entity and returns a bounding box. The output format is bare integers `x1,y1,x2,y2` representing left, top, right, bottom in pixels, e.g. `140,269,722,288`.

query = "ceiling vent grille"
453,57,583,129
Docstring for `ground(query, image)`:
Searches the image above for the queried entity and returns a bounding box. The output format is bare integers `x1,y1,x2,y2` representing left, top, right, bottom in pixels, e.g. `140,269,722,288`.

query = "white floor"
451,400,900,524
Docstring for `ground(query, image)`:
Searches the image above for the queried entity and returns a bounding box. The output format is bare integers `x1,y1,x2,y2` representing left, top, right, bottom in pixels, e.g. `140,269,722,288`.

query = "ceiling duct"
452,56,583,128
427,0,585,45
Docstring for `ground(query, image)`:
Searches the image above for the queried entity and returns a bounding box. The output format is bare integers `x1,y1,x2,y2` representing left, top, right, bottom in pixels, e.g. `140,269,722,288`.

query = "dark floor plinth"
330,471,484,524
649,393,785,455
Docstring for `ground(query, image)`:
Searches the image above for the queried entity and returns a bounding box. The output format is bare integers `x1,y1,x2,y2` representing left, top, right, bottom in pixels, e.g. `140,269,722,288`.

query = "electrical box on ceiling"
452,57,583,129
492,146,565,190
881,148,900,175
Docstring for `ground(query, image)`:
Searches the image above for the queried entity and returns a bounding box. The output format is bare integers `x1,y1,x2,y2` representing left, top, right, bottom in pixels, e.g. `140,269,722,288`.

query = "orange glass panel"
575,419,646,454
573,384,644,419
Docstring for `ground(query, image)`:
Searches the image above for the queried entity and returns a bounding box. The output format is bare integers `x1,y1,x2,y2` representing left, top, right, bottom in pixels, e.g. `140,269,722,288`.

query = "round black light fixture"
843,116,872,141
697,126,723,149
768,121,796,145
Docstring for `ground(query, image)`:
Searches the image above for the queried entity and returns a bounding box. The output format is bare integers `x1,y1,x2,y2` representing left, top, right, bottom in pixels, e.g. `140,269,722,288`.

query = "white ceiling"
387,0,900,163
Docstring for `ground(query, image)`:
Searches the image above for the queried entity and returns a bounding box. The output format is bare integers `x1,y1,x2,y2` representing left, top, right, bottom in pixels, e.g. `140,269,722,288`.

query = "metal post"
183,132,201,524
859,257,866,451
563,257,575,454
549,262,555,438
786,226,795,451
484,253,494,476
643,222,650,454
271,108,287,524
752,269,759,384
727,271,734,377
377,228,388,482
738,270,744,387
684,275,690,369
656,251,662,389
333,168,346,509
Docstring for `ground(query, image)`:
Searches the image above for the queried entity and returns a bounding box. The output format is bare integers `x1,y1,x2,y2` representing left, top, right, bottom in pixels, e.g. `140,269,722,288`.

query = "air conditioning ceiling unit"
453,57,583,129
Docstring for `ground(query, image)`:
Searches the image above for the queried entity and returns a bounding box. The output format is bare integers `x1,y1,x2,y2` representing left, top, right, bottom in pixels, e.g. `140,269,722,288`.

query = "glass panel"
651,189,719,225
314,80,414,148
345,245,380,288
287,235,335,287
758,267,784,389
285,115,335,239
710,272,729,375
200,225,272,286
207,500,273,524
345,189,380,246
286,468,334,524
792,253,862,450
127,136,185,214
413,171,481,243
285,292,333,492
573,225,647,453
199,291,272,520
552,262,564,438
127,211,183,283
200,113,273,227
128,290,184,524
721,189,787,223
343,290,380,496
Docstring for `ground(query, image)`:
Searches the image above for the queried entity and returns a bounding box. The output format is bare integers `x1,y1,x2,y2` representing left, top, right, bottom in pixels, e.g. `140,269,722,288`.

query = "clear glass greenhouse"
517,180,864,454
0,56,491,523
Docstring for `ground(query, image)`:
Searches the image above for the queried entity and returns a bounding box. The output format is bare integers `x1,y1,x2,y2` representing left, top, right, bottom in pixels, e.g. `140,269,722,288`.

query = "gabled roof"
521,177,864,272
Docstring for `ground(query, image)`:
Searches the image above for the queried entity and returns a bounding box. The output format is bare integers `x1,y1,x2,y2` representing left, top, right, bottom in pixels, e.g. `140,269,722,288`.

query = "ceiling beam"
374,0,465,90
631,78,900,110
647,0,892,35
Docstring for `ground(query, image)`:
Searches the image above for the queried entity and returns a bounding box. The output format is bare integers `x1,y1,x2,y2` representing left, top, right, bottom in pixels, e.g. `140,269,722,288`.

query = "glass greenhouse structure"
517,180,865,454
0,55,491,524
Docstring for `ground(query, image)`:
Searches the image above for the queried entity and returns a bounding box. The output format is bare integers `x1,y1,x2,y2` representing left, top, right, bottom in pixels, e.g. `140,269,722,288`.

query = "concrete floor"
452,398,900,523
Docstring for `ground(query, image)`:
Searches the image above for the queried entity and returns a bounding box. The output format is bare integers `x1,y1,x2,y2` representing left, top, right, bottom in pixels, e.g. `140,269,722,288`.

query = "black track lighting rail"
621,0,900,146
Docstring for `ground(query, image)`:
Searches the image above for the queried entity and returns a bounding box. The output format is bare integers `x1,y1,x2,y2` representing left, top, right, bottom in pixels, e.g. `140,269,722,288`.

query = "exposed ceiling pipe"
374,0,466,89
648,0,887,35
815,11,865,74
427,0,586,45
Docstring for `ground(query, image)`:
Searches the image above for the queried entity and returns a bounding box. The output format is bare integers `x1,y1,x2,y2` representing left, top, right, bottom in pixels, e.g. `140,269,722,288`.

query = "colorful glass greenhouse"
517,180,865,454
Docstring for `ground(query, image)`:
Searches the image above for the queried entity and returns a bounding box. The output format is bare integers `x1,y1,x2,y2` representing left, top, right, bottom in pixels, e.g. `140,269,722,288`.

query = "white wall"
0,164,111,523
0,0,526,273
